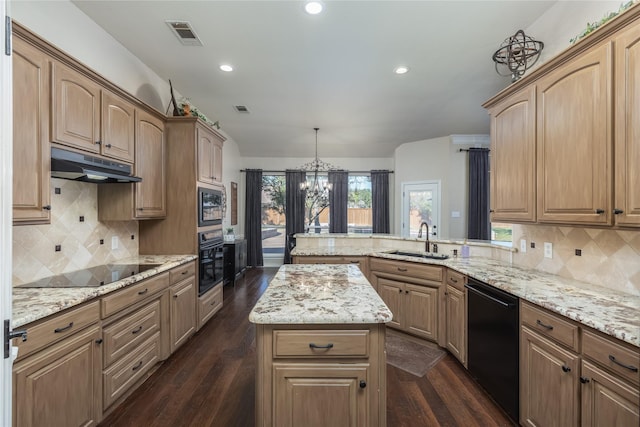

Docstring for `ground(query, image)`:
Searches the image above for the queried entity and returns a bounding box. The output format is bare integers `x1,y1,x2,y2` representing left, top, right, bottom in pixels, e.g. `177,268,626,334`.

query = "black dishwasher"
466,278,519,423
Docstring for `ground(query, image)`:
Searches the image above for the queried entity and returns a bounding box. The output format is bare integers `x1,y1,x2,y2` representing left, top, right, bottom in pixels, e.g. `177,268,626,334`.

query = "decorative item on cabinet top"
166,79,220,129
492,29,544,82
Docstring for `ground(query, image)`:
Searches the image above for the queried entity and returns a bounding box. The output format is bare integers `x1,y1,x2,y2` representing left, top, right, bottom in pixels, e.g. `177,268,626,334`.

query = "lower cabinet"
255,324,386,427
292,255,370,282
13,325,103,427
445,284,465,365
197,284,223,330
169,277,196,352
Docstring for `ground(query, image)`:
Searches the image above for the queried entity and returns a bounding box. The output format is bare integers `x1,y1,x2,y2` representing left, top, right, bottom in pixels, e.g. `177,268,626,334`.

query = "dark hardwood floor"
99,267,515,427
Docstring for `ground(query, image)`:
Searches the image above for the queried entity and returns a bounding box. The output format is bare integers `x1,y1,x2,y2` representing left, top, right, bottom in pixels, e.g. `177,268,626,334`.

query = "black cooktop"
17,264,162,288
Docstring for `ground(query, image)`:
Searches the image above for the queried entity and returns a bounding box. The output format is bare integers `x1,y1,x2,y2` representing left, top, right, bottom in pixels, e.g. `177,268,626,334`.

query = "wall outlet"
451,211,461,218
544,242,553,259
111,236,119,250
328,238,335,248
520,239,527,253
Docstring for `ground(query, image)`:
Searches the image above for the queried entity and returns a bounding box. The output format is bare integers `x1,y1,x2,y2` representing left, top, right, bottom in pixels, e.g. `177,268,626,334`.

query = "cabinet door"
445,284,466,364
520,326,580,427
13,325,102,427
614,23,640,227
489,86,536,222
212,138,223,183
536,43,612,225
135,110,166,218
581,361,639,427
376,277,403,330
52,61,101,152
102,90,135,163
197,125,214,184
12,37,51,224
405,283,439,341
170,278,196,353
273,364,369,427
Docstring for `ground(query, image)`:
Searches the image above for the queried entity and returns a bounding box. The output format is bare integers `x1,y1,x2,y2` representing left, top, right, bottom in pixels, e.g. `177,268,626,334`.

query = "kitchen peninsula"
249,264,392,427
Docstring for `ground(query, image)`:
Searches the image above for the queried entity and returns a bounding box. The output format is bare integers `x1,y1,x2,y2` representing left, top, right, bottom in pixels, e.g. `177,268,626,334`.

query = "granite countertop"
249,264,393,325
12,255,197,328
292,248,640,347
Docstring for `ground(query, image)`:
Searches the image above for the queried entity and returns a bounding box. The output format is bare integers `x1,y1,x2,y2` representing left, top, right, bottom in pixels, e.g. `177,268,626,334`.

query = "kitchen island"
249,264,392,427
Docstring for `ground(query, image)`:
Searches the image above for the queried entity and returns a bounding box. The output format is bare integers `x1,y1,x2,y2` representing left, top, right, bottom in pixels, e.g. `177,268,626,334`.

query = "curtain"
284,170,307,264
329,170,348,233
245,169,263,267
467,148,491,240
371,170,390,234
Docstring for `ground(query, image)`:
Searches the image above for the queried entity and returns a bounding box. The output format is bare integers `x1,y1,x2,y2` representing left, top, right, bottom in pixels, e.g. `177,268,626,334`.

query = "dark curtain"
329,170,348,233
371,170,390,234
245,169,263,267
284,170,307,264
467,148,491,240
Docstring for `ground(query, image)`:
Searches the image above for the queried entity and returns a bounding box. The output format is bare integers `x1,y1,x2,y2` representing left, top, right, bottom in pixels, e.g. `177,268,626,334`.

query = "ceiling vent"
166,21,203,46
234,105,250,113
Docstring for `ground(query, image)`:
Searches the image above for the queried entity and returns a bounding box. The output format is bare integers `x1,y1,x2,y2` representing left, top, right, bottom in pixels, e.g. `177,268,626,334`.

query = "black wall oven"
198,228,224,296
198,187,223,227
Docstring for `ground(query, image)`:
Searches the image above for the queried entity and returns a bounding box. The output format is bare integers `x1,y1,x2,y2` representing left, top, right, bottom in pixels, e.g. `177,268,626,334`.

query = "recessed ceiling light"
220,64,234,72
305,1,323,15
394,66,409,75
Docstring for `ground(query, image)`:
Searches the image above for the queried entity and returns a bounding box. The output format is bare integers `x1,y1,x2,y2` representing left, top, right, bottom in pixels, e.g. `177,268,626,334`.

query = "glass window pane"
348,175,372,234
261,175,286,253
408,189,433,237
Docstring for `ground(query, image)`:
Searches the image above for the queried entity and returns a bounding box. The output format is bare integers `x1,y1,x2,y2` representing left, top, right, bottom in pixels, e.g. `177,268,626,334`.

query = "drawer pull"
95,338,103,345
138,288,149,296
359,380,367,389
561,365,571,373
609,355,639,372
450,278,458,283
132,360,143,371
580,376,590,384
182,270,188,275
54,322,74,333
173,294,179,299
536,319,554,330
210,300,217,306
349,261,359,264
131,326,143,335
309,343,334,350
397,267,408,272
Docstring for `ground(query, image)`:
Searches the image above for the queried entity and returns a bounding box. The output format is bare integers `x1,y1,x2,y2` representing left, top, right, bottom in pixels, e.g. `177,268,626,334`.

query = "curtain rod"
459,148,490,152
240,169,394,173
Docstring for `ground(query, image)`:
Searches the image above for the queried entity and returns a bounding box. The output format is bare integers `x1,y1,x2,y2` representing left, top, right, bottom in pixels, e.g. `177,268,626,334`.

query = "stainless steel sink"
386,250,449,260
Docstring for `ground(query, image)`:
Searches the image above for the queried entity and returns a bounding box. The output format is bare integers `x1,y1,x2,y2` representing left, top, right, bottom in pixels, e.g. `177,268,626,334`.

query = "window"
305,173,330,233
261,175,286,254
348,175,372,233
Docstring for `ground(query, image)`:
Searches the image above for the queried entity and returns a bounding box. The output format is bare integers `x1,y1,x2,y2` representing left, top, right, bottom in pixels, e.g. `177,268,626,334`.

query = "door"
135,109,166,218
405,283,438,341
102,90,135,163
375,278,402,330
445,285,466,364
2,1,14,423
197,125,214,184
401,181,440,239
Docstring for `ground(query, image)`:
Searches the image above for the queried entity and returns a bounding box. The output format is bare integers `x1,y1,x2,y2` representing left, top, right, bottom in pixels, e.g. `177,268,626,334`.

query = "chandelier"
298,128,340,232
492,29,544,82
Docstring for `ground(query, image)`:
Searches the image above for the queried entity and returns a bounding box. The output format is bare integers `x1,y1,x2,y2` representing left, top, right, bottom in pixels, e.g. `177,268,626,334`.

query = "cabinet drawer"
103,299,161,367
521,301,579,351
103,331,160,409
583,330,639,386
198,285,223,328
101,272,169,318
170,261,196,284
446,269,466,290
15,301,100,359
370,257,442,282
274,330,370,358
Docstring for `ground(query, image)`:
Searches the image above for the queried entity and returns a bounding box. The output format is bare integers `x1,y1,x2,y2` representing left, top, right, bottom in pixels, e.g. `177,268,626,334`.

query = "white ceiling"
72,0,556,158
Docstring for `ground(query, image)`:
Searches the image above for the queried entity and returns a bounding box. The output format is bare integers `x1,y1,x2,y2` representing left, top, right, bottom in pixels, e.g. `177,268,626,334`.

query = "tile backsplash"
12,178,138,286
512,224,640,295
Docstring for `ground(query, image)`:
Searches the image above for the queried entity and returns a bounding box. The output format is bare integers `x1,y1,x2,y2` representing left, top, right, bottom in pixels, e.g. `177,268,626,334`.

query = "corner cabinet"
197,123,224,185
12,36,51,225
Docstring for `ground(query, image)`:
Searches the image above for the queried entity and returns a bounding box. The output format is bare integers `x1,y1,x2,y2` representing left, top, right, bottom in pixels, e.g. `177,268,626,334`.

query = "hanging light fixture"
298,128,339,232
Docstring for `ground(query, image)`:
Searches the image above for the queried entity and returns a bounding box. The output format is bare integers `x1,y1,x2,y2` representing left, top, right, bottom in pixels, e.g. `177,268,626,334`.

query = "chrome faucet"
418,222,431,252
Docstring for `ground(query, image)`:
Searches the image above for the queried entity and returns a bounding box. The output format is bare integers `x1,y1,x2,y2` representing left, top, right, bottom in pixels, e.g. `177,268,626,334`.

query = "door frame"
400,180,441,238
1,0,13,423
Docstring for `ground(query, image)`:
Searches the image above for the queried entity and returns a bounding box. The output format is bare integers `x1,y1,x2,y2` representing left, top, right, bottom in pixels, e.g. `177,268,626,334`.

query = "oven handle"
465,284,516,309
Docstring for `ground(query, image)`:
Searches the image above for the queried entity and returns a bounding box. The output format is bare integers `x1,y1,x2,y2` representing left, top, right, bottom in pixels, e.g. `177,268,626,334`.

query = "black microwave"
198,187,223,226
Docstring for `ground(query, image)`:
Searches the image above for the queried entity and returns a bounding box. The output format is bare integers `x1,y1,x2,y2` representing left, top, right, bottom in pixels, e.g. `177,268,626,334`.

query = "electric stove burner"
17,264,163,288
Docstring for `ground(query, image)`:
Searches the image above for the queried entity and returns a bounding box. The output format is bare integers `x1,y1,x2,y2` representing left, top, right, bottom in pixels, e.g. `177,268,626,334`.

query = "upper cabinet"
484,5,640,228
135,110,166,218
197,124,224,185
536,43,612,225
489,86,536,223
12,37,51,225
614,23,640,227
52,61,135,163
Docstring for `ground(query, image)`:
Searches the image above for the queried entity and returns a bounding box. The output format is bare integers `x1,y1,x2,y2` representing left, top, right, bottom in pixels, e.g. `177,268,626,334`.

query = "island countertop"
248,264,392,324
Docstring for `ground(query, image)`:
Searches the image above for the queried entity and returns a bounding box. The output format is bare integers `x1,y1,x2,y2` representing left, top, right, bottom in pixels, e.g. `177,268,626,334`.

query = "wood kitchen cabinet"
169,274,196,353
100,90,135,163
197,122,224,185
444,269,466,366
98,109,166,220
370,258,443,345
292,255,370,282
614,23,640,227
488,86,537,223
12,36,51,225
224,239,247,286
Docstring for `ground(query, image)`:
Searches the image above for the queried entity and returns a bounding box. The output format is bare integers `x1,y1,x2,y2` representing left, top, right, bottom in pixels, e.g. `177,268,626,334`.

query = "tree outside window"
348,175,372,233
261,175,286,253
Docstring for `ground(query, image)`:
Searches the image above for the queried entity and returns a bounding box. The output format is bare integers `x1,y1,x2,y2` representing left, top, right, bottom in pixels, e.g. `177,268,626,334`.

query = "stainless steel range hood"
51,147,142,183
